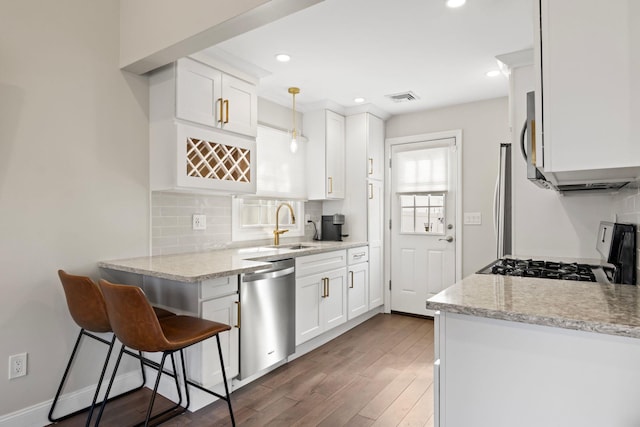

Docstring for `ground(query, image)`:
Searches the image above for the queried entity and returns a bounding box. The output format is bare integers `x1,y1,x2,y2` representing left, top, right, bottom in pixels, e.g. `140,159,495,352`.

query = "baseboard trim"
0,370,142,427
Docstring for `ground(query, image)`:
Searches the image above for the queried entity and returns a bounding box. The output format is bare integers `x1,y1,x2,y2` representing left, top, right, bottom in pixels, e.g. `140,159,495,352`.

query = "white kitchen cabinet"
303,109,345,200
141,275,240,388
534,0,640,185
364,114,385,181
347,246,369,320
190,293,239,387
175,57,257,137
295,250,348,345
255,125,306,199
434,311,640,427
149,122,256,194
367,179,384,309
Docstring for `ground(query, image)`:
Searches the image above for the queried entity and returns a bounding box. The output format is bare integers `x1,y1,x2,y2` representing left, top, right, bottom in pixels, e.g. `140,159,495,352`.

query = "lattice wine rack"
186,136,251,183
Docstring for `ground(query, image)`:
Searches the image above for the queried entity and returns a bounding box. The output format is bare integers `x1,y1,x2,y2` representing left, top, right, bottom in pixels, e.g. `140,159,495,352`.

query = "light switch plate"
192,214,206,230
464,212,482,225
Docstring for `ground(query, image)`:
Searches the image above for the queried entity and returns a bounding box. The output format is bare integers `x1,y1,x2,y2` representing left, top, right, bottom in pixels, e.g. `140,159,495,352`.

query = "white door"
390,138,457,315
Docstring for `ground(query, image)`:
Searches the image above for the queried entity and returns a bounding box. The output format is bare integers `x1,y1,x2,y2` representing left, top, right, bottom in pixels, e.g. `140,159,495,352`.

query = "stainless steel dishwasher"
239,258,295,379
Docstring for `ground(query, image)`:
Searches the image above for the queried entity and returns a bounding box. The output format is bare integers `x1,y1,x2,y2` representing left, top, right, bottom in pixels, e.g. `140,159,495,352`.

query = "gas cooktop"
477,258,597,282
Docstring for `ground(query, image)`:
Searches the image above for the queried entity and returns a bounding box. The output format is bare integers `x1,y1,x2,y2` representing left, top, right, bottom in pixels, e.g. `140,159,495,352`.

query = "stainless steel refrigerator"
494,143,512,258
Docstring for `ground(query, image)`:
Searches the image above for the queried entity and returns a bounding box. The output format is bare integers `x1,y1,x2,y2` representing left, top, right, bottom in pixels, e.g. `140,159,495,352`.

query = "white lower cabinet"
347,246,369,320
295,251,347,345
188,293,239,387
142,275,240,387
347,262,368,320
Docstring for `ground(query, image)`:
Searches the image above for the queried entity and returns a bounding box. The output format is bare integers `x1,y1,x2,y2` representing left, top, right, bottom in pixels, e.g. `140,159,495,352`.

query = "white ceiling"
203,0,533,116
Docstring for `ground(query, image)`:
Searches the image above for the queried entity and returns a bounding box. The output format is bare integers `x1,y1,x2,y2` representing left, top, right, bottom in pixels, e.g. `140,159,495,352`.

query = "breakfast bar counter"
98,241,367,282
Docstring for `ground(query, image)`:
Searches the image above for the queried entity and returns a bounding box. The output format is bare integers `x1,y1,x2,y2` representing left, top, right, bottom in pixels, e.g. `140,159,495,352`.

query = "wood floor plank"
372,374,433,426
398,384,434,427
48,314,435,427
358,370,416,420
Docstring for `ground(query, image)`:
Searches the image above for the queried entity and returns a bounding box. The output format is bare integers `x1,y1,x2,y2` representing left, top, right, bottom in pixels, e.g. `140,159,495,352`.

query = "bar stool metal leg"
216,335,236,427
48,330,147,425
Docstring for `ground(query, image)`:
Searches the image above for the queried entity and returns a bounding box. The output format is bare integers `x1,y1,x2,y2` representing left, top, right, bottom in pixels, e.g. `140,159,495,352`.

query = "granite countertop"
98,241,367,283
426,274,640,339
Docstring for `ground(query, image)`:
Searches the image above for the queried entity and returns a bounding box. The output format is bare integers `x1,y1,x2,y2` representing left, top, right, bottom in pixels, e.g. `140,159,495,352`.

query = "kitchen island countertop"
99,241,367,283
426,273,640,339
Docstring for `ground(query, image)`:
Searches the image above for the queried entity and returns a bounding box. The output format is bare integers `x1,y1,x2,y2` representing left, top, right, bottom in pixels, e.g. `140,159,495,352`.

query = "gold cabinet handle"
349,270,354,288
369,158,373,175
224,99,229,124
326,277,330,297
217,98,224,123
328,177,333,194
368,183,373,200
321,278,327,298
235,300,241,328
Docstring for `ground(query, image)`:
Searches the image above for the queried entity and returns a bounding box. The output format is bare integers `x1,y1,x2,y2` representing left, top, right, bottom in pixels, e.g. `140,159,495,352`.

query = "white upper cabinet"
175,58,257,137
304,109,346,200
255,125,306,199
150,58,258,194
367,114,385,181
150,122,256,194
535,0,640,184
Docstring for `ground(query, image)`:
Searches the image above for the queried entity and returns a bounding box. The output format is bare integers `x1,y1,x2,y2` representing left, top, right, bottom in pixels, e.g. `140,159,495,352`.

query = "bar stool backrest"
98,280,170,352
58,270,111,333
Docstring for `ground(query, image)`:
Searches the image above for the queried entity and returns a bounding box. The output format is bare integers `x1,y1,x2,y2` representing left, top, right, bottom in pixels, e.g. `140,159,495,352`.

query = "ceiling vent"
386,91,420,103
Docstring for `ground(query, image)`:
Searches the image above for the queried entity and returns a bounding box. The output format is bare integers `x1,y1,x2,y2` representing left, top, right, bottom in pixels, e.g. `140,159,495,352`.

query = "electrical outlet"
9,353,27,379
192,214,206,230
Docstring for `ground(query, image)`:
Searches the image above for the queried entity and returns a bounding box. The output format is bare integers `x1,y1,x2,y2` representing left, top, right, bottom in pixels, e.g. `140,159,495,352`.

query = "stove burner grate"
488,258,596,282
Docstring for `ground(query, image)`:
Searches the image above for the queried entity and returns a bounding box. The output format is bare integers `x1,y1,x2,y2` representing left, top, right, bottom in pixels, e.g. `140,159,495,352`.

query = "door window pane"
397,193,446,234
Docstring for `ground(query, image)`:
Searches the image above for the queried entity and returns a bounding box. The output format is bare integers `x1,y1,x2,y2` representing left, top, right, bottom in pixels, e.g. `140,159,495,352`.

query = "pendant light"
288,87,300,153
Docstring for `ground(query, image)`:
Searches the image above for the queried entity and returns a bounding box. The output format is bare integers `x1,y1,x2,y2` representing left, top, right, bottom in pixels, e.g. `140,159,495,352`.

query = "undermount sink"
265,244,314,250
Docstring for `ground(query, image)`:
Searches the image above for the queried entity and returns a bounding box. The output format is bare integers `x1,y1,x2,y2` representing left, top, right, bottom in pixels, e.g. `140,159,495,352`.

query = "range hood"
523,92,639,194
541,166,639,194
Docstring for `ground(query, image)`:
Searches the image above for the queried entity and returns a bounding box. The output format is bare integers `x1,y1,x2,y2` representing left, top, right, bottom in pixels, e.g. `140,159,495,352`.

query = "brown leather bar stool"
49,270,175,425
96,279,235,427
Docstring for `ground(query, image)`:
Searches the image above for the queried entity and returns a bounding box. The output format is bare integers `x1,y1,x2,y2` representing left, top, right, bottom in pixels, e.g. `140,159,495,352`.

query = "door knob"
439,236,454,242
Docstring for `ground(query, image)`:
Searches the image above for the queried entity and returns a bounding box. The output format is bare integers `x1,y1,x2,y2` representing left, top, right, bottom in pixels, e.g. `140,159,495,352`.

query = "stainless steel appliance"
478,221,636,285
239,259,295,379
494,143,512,258
597,221,636,284
321,214,346,241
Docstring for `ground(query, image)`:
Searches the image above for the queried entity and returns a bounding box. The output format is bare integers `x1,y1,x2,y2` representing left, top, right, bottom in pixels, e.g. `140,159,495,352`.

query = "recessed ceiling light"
446,0,466,8
354,97,365,103
275,53,291,62
486,70,501,77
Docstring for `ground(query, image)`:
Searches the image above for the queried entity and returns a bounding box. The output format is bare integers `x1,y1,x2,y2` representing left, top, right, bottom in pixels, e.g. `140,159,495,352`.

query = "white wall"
386,97,509,277
509,66,614,258
0,0,149,418
119,0,322,74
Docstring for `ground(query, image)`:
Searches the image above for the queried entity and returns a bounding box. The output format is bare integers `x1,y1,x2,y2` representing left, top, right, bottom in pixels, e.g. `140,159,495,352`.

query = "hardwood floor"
49,313,434,427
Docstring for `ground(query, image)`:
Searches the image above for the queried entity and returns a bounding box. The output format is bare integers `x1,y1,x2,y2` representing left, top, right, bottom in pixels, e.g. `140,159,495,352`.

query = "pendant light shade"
288,87,300,153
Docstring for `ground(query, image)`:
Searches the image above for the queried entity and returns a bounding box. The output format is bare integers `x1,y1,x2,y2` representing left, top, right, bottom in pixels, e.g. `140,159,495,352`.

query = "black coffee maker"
321,214,346,241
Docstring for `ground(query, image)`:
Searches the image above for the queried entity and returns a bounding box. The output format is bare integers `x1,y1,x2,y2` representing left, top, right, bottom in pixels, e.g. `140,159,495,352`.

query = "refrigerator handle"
520,119,528,161
493,174,499,247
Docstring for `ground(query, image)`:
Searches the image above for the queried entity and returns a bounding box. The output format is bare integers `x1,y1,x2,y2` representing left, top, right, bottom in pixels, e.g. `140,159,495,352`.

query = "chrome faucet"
273,203,296,246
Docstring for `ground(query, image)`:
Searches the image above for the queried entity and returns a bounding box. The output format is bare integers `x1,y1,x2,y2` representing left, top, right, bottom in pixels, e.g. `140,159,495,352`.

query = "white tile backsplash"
151,192,325,255
151,191,232,255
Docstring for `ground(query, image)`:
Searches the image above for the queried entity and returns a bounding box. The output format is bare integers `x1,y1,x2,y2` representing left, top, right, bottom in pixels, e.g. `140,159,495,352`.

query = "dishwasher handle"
242,266,295,282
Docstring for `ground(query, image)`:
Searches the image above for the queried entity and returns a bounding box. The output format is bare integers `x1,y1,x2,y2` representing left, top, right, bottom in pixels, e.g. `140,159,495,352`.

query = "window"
232,197,305,242
400,193,446,234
